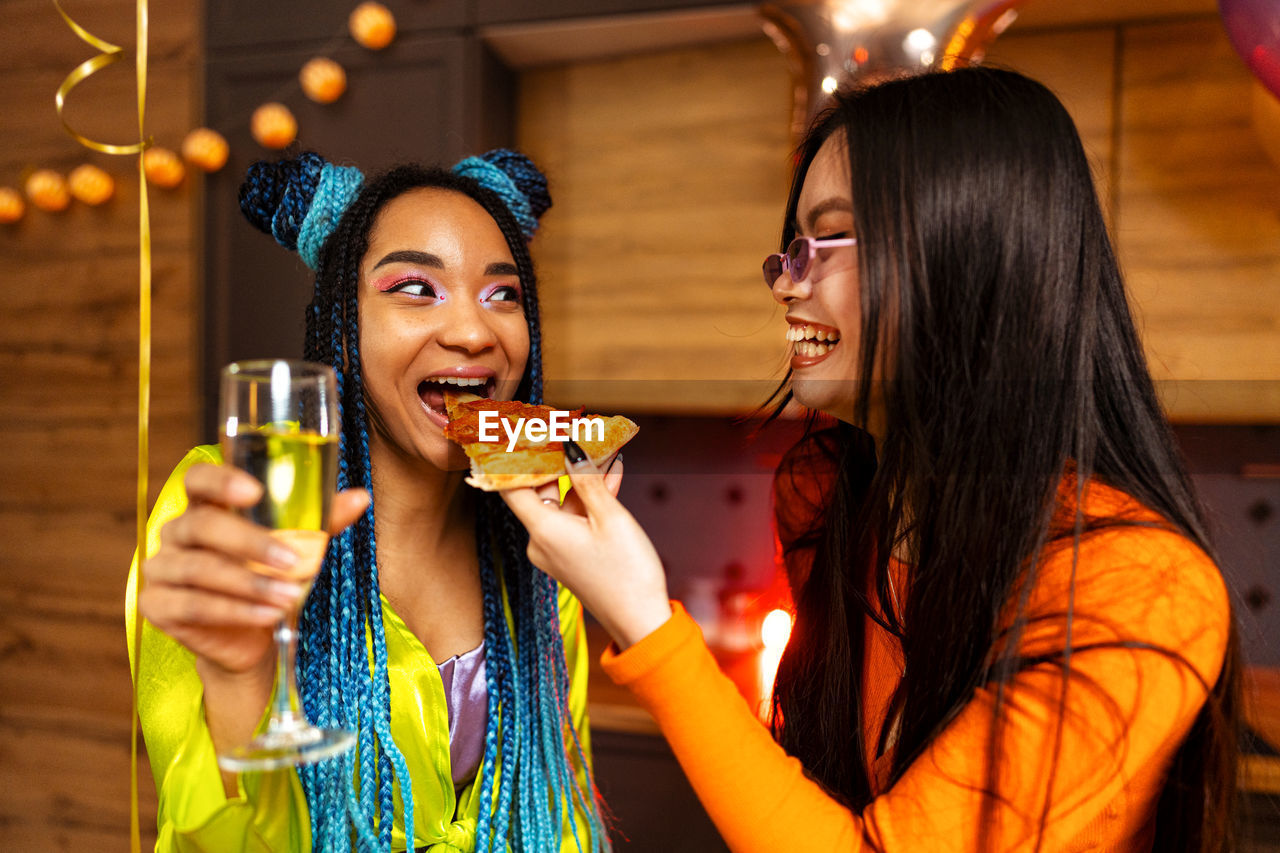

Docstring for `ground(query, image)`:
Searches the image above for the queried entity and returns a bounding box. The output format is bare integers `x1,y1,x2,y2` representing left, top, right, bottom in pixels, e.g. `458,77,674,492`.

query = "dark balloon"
1220,0,1280,100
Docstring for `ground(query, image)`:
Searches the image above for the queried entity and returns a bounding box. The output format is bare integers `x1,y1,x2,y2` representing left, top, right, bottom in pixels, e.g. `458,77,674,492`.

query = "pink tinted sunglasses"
762,235,857,288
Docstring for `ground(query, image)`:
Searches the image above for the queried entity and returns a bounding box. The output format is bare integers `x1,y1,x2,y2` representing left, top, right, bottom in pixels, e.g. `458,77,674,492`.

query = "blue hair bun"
452,148,551,241
238,151,364,269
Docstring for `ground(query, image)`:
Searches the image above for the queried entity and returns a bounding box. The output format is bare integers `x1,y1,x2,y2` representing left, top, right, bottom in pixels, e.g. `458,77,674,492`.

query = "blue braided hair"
240,150,608,852
452,149,551,243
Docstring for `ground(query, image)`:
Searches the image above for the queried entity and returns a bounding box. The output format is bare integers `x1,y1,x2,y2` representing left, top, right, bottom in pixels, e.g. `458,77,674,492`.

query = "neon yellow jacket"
126,446,597,852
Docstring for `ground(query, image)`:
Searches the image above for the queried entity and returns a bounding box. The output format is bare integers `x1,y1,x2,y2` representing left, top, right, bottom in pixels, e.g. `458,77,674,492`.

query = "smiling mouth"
418,376,496,419
787,323,841,358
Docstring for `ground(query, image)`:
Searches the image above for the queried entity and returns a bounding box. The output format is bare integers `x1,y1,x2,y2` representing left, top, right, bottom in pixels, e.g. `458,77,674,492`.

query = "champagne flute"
216,359,355,771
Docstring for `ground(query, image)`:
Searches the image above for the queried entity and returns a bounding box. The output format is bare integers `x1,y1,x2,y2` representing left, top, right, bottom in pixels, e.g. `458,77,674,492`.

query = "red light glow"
758,609,793,721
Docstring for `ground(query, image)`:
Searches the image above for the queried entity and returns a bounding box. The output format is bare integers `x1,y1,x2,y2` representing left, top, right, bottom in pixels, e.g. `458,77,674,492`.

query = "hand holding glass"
217,359,355,771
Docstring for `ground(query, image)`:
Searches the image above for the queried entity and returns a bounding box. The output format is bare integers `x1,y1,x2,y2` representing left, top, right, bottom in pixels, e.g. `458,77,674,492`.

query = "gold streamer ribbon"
54,3,151,851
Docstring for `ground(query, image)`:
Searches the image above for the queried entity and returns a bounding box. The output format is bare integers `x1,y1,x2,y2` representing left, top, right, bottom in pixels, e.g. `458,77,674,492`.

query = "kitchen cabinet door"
201,33,513,433
988,20,1280,422
518,37,795,415
592,729,730,851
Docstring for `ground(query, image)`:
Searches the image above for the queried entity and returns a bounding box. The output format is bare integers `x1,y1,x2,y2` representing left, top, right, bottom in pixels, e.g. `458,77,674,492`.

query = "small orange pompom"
144,147,186,188
251,102,298,150
68,163,115,206
182,128,229,172
300,57,347,104
25,169,70,212
0,187,25,223
349,2,396,50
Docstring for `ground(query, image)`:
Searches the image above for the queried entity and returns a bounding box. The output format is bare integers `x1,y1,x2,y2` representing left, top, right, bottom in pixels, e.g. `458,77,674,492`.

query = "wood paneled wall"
519,38,796,413
0,1,202,848
990,19,1280,422
520,12,1280,421
1116,22,1280,421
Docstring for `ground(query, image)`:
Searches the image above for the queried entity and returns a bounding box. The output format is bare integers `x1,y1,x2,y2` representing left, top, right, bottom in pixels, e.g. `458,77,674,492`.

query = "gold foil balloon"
759,0,1027,136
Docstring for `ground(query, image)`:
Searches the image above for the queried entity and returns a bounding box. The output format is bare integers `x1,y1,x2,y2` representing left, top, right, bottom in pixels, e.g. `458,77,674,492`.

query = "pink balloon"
1219,0,1280,100
759,0,1029,136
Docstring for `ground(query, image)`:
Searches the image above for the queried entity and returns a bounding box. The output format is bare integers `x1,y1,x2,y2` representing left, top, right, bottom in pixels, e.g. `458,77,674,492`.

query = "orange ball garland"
251,102,298,150
16,3,423,227
144,147,186,188
349,2,396,50
0,187,24,223
26,169,70,212
68,163,115,205
182,128,229,172
301,57,347,104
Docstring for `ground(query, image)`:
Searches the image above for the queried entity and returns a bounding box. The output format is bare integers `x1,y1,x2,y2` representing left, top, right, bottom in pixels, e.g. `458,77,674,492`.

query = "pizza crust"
443,390,638,492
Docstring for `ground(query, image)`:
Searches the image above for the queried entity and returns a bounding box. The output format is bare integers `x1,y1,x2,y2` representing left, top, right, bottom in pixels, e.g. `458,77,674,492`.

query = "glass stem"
268,611,303,732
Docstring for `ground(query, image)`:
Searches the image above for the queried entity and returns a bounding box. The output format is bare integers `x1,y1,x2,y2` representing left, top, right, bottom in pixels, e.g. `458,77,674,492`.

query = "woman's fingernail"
605,454,622,472
267,580,305,605
563,439,588,467
252,605,285,623
267,544,299,569
230,476,262,502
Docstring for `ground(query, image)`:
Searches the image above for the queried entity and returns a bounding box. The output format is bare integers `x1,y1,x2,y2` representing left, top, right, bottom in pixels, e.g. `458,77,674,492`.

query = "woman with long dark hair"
129,150,613,851
505,67,1238,851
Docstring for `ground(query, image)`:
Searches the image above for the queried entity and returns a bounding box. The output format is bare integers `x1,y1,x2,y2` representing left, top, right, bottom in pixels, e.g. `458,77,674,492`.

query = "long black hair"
768,66,1240,851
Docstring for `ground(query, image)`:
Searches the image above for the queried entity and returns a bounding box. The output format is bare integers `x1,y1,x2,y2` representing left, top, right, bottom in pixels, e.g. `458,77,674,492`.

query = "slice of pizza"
443,391,638,491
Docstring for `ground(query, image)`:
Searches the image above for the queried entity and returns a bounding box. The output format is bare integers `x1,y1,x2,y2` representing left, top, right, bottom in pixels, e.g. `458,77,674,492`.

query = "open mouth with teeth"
418,376,496,423
787,323,841,358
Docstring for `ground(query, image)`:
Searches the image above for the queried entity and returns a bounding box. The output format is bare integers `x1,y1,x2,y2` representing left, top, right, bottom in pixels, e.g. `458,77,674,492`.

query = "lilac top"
436,640,487,786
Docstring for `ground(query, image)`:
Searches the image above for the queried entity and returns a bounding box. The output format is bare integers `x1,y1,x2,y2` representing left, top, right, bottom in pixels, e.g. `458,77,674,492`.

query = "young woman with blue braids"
128,148,615,852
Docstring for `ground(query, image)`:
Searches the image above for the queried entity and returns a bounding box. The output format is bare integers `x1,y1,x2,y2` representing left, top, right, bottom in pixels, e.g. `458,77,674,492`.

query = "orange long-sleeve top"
600,480,1230,852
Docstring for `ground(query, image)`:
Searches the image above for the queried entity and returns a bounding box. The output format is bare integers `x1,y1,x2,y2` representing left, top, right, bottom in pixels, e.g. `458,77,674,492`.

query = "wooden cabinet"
517,10,1280,420
984,20,1280,423
517,36,796,415
200,9,514,433
198,0,783,422
202,1,1280,421
592,729,731,851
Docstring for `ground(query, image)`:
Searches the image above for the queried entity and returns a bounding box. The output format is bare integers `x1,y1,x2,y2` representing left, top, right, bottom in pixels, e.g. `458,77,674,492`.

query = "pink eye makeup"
480,282,523,304
374,273,442,298
365,250,522,305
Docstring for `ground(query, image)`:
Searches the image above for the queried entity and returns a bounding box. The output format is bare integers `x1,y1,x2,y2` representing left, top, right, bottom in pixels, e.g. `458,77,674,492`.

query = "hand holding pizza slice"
443,391,638,491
